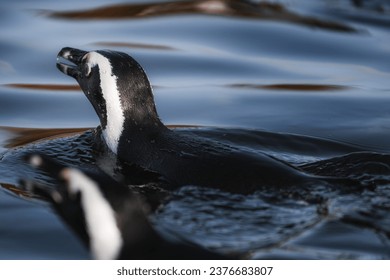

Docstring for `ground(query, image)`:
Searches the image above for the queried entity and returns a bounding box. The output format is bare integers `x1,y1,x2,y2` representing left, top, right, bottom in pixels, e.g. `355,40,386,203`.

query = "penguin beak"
56,47,88,78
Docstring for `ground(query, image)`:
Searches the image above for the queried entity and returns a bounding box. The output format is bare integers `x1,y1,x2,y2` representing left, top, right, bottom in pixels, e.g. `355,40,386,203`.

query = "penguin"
22,154,229,260
55,47,335,193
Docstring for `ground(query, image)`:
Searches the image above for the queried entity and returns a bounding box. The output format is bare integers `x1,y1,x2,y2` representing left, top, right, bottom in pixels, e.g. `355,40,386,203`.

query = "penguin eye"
83,64,91,77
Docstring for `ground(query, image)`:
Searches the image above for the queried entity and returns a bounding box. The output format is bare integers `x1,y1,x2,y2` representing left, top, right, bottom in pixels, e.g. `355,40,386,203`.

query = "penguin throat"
88,52,125,154
102,127,121,155
99,71,124,154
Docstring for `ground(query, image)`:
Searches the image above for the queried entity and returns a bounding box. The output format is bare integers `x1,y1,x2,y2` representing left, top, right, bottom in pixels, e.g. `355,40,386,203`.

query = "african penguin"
23,154,228,260
56,47,331,193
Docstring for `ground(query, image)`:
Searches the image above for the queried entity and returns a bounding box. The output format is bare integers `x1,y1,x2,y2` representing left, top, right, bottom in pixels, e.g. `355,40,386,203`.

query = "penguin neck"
115,113,168,161
100,83,167,156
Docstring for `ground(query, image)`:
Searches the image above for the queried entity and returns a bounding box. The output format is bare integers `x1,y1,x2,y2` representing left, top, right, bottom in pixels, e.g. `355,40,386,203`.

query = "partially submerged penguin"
56,47,335,193
23,154,227,260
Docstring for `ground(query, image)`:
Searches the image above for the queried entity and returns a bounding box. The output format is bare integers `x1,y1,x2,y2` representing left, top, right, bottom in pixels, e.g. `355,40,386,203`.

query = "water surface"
1,0,390,259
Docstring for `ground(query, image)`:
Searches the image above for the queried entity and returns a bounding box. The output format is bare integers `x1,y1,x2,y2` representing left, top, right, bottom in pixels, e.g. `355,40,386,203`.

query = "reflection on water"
0,0,390,259
0,126,88,148
93,41,177,51
6,83,80,91
350,0,389,12
229,83,349,91
48,0,358,32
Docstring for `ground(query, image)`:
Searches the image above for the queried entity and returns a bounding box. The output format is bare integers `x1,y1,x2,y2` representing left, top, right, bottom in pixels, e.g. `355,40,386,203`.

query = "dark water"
1,0,390,259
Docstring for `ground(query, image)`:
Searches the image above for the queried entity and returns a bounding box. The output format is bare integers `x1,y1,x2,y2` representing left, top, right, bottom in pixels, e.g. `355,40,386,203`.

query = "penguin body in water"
24,154,228,260
56,47,319,193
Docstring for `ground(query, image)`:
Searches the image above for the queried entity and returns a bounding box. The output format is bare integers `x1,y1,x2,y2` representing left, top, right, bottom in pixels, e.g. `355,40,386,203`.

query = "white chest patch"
64,168,123,260
87,52,125,154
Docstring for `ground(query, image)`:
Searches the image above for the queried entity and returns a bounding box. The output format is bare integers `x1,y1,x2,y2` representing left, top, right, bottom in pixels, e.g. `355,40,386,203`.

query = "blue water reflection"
0,0,390,259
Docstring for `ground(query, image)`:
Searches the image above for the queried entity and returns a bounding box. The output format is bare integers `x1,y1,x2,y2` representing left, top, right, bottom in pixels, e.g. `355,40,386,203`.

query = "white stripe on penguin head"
62,168,123,260
87,51,125,154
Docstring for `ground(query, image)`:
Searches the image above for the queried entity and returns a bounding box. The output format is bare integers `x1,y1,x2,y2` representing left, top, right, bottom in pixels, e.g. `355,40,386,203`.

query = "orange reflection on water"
6,83,80,91
1,125,199,150
93,41,177,51
0,183,35,198
48,0,357,33
0,127,89,148
230,83,349,91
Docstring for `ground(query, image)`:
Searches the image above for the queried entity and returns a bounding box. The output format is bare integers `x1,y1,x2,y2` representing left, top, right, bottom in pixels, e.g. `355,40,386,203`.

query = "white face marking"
62,168,123,260
62,50,71,59
51,191,63,204
29,155,43,167
86,52,125,154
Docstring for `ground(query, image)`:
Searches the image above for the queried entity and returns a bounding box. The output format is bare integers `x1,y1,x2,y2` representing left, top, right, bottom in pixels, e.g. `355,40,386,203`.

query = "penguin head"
57,47,162,154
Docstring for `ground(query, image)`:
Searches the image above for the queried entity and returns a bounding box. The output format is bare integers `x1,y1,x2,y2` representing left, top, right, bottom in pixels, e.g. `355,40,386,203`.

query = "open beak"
56,47,88,78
